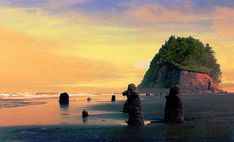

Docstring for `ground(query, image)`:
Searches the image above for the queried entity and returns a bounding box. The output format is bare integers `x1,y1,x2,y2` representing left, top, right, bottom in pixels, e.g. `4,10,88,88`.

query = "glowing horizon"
0,0,234,93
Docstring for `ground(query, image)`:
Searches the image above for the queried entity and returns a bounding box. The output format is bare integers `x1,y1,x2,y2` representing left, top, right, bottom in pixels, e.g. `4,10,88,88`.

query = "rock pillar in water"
122,83,144,126
164,85,184,123
82,110,89,118
59,92,69,105
111,95,116,102
87,97,91,102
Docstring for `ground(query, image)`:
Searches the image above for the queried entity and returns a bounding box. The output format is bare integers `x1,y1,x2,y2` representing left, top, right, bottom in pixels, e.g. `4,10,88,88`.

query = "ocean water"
0,93,128,126
0,92,121,111
0,92,107,99
0,92,97,109
0,94,234,141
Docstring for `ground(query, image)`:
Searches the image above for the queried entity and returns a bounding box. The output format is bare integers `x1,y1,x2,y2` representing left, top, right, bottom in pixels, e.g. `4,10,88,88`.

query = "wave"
0,93,103,99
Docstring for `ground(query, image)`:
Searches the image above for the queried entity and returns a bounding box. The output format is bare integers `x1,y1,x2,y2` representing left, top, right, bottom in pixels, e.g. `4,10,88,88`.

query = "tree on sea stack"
138,36,222,94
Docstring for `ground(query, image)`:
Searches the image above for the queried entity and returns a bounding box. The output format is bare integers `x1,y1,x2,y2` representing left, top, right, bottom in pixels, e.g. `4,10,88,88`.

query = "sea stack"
138,36,221,95
111,95,116,102
164,85,184,123
59,92,69,105
122,83,144,126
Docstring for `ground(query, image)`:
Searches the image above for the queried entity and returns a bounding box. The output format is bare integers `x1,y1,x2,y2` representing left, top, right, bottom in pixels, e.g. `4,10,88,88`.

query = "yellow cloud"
0,7,152,93
0,6,234,93
0,28,139,93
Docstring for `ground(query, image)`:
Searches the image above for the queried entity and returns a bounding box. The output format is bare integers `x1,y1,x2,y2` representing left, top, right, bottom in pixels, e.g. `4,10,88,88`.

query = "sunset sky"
0,0,234,93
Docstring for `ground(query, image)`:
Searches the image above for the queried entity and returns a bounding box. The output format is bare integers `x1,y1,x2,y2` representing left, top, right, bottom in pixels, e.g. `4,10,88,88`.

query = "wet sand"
0,94,127,126
0,94,234,141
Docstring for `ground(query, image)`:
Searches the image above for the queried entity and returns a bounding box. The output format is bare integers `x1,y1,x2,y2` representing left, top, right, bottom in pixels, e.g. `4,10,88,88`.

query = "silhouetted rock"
164,86,184,123
122,83,144,126
82,110,89,118
111,95,116,102
59,92,69,105
122,100,129,113
87,97,91,102
146,92,150,96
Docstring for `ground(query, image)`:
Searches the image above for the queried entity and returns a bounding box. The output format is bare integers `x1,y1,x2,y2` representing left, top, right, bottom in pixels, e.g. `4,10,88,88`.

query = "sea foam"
0,92,98,99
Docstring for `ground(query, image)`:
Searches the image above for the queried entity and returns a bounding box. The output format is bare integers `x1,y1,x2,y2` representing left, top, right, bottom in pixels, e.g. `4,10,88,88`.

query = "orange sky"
0,1,234,93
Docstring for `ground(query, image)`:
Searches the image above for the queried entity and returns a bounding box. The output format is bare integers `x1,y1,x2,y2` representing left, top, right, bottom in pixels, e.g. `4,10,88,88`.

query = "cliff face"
179,70,220,94
139,62,180,89
138,62,220,94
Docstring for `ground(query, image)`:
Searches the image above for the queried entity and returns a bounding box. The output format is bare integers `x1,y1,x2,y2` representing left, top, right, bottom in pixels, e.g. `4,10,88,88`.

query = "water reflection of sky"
0,95,128,126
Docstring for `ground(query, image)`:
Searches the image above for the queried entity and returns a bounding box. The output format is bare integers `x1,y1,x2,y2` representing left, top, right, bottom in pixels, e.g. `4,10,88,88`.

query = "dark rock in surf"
111,95,116,102
122,83,144,126
87,97,91,102
164,85,184,123
59,92,69,105
82,110,89,118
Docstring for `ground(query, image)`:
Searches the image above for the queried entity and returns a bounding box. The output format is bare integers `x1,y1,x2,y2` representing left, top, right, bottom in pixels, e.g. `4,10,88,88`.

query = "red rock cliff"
179,71,220,94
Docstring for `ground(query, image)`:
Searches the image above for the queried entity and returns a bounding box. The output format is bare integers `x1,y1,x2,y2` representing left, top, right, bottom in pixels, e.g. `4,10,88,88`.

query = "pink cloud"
213,7,234,37
127,4,210,24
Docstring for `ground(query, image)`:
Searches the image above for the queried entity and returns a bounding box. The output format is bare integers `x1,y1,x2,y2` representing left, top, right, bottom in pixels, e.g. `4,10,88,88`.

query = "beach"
0,94,234,141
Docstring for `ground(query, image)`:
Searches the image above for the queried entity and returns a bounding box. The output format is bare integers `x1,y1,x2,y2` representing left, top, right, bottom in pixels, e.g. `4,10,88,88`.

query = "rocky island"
138,36,222,95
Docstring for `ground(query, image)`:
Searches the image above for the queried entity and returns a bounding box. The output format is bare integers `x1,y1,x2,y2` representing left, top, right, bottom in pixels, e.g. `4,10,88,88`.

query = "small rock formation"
111,95,116,102
59,92,69,105
87,97,91,102
146,92,150,96
122,83,144,126
82,110,89,118
164,85,184,123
